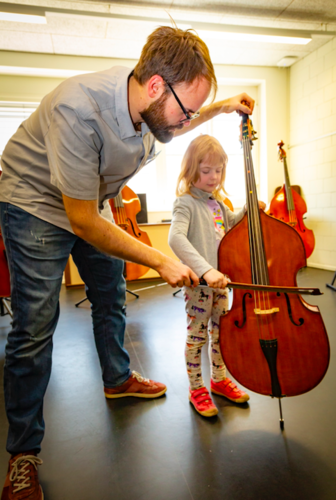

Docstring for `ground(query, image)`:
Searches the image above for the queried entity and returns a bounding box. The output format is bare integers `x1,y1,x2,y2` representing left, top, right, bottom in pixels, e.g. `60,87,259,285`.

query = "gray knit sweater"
168,186,245,278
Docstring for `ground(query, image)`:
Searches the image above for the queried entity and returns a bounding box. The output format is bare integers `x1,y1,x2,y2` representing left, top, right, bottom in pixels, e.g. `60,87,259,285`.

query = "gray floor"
0,267,335,500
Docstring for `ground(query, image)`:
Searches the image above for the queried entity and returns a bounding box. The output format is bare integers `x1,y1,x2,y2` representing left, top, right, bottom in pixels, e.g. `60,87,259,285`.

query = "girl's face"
193,155,224,193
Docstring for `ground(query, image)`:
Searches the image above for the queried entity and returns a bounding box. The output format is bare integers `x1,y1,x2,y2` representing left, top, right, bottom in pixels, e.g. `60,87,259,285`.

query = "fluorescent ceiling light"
198,30,311,45
46,11,191,31
0,12,47,24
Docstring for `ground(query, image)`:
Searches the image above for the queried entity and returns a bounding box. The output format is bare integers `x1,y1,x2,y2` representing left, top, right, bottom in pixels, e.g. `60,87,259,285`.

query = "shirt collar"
115,67,151,141
190,185,214,200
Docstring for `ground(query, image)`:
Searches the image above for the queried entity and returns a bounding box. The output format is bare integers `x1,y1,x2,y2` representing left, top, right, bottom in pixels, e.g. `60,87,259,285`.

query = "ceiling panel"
282,0,336,22
51,33,143,58
0,0,335,68
0,14,108,37
105,18,169,41
0,28,54,52
172,0,287,17
90,0,336,21
46,12,109,37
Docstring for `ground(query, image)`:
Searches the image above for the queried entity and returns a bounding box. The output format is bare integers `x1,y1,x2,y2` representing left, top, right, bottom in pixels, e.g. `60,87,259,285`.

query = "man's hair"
133,26,217,98
176,134,228,200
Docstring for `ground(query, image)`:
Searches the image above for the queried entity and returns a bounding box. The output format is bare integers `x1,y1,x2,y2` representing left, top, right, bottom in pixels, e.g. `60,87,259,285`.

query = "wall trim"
307,262,336,271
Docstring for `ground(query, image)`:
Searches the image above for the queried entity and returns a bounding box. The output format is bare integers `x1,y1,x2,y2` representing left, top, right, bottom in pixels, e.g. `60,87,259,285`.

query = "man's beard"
140,91,183,144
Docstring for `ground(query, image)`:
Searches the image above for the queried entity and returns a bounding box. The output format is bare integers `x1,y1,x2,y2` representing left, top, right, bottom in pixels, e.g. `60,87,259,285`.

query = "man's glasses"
165,82,201,123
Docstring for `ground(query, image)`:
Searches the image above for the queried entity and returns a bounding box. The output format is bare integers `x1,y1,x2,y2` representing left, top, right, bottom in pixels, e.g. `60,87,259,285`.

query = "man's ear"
146,75,165,99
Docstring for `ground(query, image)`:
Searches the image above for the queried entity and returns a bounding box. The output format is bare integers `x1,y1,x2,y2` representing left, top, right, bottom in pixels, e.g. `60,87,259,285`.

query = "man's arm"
174,92,255,137
62,195,199,288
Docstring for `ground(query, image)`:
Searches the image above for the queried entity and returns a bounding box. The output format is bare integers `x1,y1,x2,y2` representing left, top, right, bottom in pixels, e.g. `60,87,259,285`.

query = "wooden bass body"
218,207,329,397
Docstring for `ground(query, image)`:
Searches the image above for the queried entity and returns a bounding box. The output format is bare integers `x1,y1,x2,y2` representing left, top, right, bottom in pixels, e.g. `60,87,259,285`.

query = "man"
0,26,254,499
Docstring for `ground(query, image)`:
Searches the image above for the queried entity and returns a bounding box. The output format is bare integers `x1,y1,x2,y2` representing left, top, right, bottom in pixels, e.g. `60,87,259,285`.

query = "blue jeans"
0,203,131,454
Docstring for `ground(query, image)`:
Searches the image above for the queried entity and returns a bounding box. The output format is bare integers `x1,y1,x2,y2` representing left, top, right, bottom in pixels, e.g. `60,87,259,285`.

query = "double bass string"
114,193,121,225
249,139,276,342
252,144,277,343
243,134,275,342
242,138,259,321
283,156,297,226
115,193,127,228
243,137,266,340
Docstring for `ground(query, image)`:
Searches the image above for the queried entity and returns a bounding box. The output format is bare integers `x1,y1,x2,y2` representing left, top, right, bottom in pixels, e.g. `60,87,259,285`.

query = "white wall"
289,37,336,270
214,65,289,203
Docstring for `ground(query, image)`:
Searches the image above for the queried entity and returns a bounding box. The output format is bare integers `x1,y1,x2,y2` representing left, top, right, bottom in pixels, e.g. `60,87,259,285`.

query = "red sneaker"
104,371,167,399
211,378,250,403
1,452,43,500
189,387,218,417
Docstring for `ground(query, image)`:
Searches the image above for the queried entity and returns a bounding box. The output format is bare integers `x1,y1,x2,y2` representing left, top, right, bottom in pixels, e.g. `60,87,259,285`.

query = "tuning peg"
251,129,258,141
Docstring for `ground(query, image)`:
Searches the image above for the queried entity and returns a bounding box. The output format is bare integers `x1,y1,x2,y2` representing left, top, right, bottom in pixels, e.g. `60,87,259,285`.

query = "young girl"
169,134,253,417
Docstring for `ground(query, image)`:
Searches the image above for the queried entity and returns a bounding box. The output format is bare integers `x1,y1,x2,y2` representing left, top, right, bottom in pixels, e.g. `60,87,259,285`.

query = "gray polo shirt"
0,66,156,232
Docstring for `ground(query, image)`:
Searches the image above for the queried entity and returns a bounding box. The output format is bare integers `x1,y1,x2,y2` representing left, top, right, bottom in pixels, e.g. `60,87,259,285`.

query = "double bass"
109,185,152,281
267,141,315,258
217,113,329,429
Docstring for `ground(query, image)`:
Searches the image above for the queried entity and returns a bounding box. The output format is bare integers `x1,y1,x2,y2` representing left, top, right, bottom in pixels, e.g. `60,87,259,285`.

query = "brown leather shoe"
1,452,43,500
104,371,167,399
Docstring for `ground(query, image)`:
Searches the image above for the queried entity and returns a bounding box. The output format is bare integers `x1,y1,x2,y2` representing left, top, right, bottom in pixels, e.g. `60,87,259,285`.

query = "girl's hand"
244,201,266,211
203,269,229,289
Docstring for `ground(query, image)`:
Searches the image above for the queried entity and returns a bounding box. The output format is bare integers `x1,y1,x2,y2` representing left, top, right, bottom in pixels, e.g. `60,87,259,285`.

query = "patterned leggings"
183,285,229,390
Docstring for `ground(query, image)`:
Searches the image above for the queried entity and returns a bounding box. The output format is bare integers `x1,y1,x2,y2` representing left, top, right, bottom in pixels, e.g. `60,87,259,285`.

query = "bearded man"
0,25,254,500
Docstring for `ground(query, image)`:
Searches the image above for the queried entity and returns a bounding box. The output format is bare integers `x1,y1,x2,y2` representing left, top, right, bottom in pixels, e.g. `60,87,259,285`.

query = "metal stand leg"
75,289,137,307
279,398,285,431
75,297,89,307
131,283,167,294
0,298,13,317
326,270,336,292
126,289,139,299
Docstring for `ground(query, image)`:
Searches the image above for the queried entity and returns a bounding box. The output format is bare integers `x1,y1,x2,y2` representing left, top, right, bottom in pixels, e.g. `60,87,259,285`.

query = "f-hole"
277,292,304,326
235,292,252,328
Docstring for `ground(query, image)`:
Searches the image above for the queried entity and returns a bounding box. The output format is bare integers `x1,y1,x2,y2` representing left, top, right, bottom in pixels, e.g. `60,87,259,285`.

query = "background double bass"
217,114,329,428
109,185,152,281
267,141,315,258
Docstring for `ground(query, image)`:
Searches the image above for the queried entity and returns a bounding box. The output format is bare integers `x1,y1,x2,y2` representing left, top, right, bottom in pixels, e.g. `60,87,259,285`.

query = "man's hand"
203,269,229,289
219,93,255,115
173,92,255,137
157,259,199,288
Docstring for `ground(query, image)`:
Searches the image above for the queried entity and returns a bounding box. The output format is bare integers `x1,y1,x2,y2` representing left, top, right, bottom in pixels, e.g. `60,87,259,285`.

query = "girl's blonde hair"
176,135,228,200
